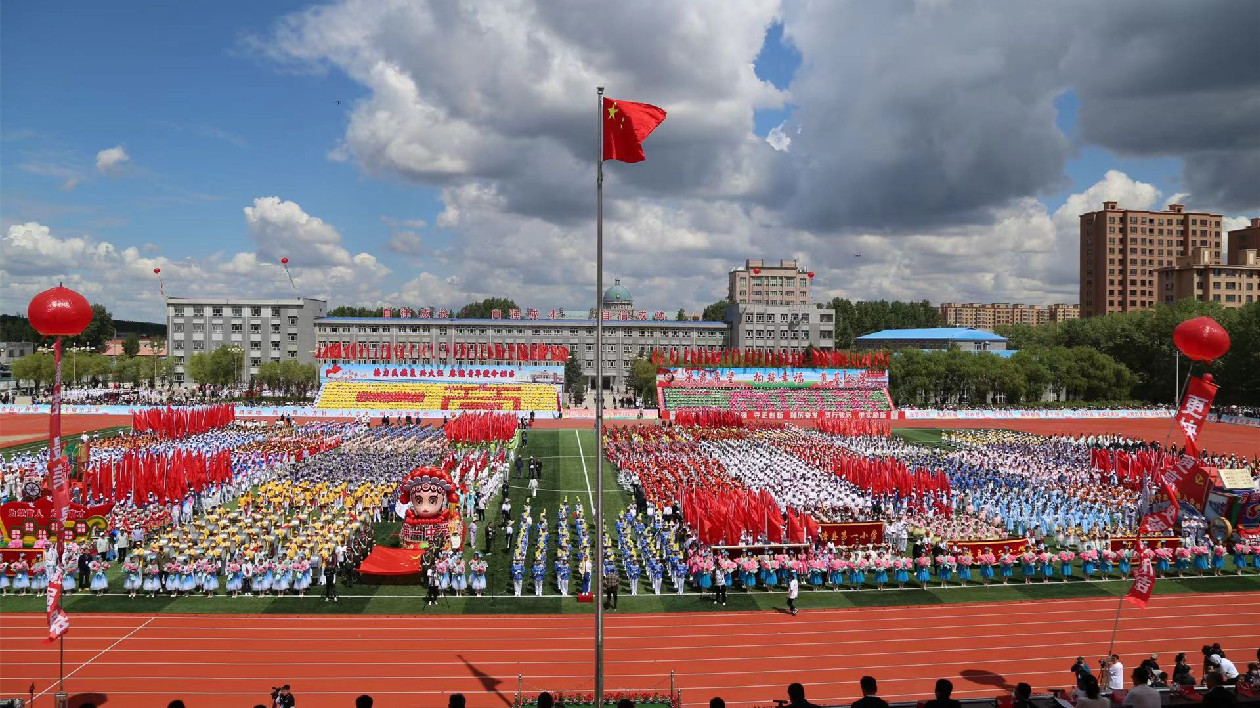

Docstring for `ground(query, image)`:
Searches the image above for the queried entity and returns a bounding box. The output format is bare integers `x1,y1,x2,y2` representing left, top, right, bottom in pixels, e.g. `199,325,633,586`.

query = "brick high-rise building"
1079,201,1223,317
1228,217,1260,264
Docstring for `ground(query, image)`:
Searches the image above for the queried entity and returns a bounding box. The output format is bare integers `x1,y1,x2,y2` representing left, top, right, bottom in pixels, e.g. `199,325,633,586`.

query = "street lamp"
226,345,243,388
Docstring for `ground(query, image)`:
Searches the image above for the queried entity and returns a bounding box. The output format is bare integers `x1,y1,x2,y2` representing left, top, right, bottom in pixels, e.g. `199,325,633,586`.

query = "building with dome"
594,278,634,315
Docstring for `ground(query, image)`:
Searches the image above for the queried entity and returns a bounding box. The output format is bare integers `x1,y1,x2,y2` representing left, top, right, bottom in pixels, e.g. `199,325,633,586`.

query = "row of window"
316,325,722,338
175,323,294,334
1107,215,1221,227
172,306,292,318
173,340,296,352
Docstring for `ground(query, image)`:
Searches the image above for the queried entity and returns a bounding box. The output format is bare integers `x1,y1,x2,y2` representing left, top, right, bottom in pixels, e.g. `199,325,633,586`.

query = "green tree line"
10,351,175,388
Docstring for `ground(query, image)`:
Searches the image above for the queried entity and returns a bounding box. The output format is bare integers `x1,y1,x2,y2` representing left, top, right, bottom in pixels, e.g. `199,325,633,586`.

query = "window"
212,307,223,317
211,324,223,333
250,324,261,333
173,341,184,351
271,324,281,333
231,324,242,332
251,307,262,317
271,340,281,349
192,323,205,333
271,307,281,317
173,306,184,316
193,307,204,316
288,351,297,359
252,357,262,366
288,333,298,341
232,307,242,317
192,341,204,350
173,324,184,333
271,356,281,363
250,341,261,350
288,317,297,326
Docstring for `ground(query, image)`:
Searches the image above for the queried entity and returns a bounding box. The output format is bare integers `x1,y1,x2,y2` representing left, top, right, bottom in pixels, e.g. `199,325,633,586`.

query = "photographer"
271,684,296,708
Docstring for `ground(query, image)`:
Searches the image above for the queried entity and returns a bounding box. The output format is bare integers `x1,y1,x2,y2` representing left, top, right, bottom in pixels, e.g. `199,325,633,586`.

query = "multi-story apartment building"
1156,247,1260,308
725,303,832,351
166,297,327,385
1079,201,1223,317
1228,218,1260,265
939,302,1080,328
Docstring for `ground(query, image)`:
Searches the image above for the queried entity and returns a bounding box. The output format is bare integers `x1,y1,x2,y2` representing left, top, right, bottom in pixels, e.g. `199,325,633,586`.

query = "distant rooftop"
857,327,1007,342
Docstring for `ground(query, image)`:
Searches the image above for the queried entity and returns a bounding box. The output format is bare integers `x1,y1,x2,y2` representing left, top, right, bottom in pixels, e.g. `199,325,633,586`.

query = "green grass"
891,427,955,449
3,429,1258,615
1,425,130,457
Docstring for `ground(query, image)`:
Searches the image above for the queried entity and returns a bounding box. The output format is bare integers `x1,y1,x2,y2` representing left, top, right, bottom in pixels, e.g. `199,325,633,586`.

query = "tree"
122,332,141,358
186,346,244,386
627,357,658,406
564,352,586,405
676,308,688,321
11,352,54,389
702,300,731,323
74,304,113,352
457,297,520,319
326,305,384,317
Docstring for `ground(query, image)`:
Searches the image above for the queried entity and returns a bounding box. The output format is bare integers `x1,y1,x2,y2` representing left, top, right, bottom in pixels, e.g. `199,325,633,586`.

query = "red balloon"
281,257,289,265
27,285,93,337
153,268,161,274
1173,316,1230,363
808,271,815,278
752,268,761,275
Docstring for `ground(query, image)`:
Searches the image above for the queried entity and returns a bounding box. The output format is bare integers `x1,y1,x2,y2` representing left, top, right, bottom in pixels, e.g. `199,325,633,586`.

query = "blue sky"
3,2,1240,321
1,2,446,266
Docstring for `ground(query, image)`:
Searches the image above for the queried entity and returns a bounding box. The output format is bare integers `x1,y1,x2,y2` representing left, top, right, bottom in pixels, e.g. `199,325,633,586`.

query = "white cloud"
766,121,791,152
1,200,393,320
95,146,130,174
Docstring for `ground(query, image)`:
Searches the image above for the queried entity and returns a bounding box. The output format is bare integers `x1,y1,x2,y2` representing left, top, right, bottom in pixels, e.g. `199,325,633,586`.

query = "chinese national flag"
603,97,667,163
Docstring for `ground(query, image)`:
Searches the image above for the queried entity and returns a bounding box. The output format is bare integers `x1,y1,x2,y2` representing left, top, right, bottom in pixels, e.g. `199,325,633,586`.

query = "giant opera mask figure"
396,466,462,550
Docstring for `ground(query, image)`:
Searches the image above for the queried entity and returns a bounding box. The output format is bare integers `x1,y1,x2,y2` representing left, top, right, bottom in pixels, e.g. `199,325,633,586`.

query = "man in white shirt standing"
787,573,800,616
1122,667,1160,708
1207,654,1239,683
1106,655,1126,692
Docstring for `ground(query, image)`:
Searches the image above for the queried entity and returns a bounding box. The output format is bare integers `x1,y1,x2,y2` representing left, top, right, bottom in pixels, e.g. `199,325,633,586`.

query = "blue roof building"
855,327,1008,352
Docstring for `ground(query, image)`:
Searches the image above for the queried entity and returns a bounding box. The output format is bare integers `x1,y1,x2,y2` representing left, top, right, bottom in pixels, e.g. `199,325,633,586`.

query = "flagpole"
594,84,606,708
1106,363,1195,659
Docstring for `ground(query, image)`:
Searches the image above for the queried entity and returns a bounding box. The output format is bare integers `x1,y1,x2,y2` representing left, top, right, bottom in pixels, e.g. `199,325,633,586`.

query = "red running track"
2,592,1258,708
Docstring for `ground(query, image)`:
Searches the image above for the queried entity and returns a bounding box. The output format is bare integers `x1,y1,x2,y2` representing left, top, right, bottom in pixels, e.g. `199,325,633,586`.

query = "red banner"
1124,563,1157,609
0,499,115,545
817,522,884,547
357,546,426,576
1175,376,1218,456
1110,536,1182,552
947,538,1029,555
1139,476,1180,534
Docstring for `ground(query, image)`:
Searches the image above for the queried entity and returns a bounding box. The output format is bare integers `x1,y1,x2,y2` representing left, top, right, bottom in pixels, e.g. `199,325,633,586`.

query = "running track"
3,592,1258,708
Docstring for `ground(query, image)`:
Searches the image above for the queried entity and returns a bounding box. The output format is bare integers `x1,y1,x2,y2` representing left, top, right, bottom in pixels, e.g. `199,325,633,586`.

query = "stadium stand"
661,386,892,413
314,381,560,412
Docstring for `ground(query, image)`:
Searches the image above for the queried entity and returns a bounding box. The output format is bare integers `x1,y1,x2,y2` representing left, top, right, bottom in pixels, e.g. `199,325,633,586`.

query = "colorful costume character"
398,466,463,550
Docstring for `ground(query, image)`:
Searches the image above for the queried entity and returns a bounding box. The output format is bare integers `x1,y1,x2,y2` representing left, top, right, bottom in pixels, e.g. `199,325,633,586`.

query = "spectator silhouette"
925,679,962,708
356,696,373,708
852,676,890,708
788,682,821,707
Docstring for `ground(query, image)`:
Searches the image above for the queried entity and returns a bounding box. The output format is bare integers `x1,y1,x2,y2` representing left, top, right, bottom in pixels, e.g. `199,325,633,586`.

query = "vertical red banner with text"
1174,376,1218,456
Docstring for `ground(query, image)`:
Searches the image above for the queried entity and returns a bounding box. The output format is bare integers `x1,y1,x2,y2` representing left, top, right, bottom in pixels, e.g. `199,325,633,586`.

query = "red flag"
1124,562,1157,609
602,97,667,163
1174,375,1218,456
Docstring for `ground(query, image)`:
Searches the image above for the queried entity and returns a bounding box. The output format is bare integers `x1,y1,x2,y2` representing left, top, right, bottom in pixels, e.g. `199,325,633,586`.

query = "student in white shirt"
786,574,800,616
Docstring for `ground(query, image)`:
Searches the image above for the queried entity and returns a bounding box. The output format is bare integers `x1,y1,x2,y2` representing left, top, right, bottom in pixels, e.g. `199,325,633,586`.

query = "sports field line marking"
32,614,155,700
574,429,596,513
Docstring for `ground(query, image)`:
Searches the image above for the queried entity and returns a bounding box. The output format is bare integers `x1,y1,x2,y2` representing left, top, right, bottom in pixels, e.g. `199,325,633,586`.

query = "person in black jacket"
270,685,296,708
322,560,337,602
924,679,962,708
850,676,890,708
1072,656,1094,690
77,550,93,590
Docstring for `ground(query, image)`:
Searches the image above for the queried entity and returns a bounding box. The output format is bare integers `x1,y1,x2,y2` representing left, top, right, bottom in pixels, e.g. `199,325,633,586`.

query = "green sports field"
2,428,1257,615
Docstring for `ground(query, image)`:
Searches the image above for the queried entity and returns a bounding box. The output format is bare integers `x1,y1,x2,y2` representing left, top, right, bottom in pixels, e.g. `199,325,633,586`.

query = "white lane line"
32,615,155,700
574,430,596,513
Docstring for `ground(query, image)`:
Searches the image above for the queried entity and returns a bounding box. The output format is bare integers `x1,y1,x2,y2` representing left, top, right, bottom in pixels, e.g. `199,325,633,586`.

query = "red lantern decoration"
807,272,815,278
27,285,93,337
153,268,161,274
1172,316,1230,363
281,257,289,264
